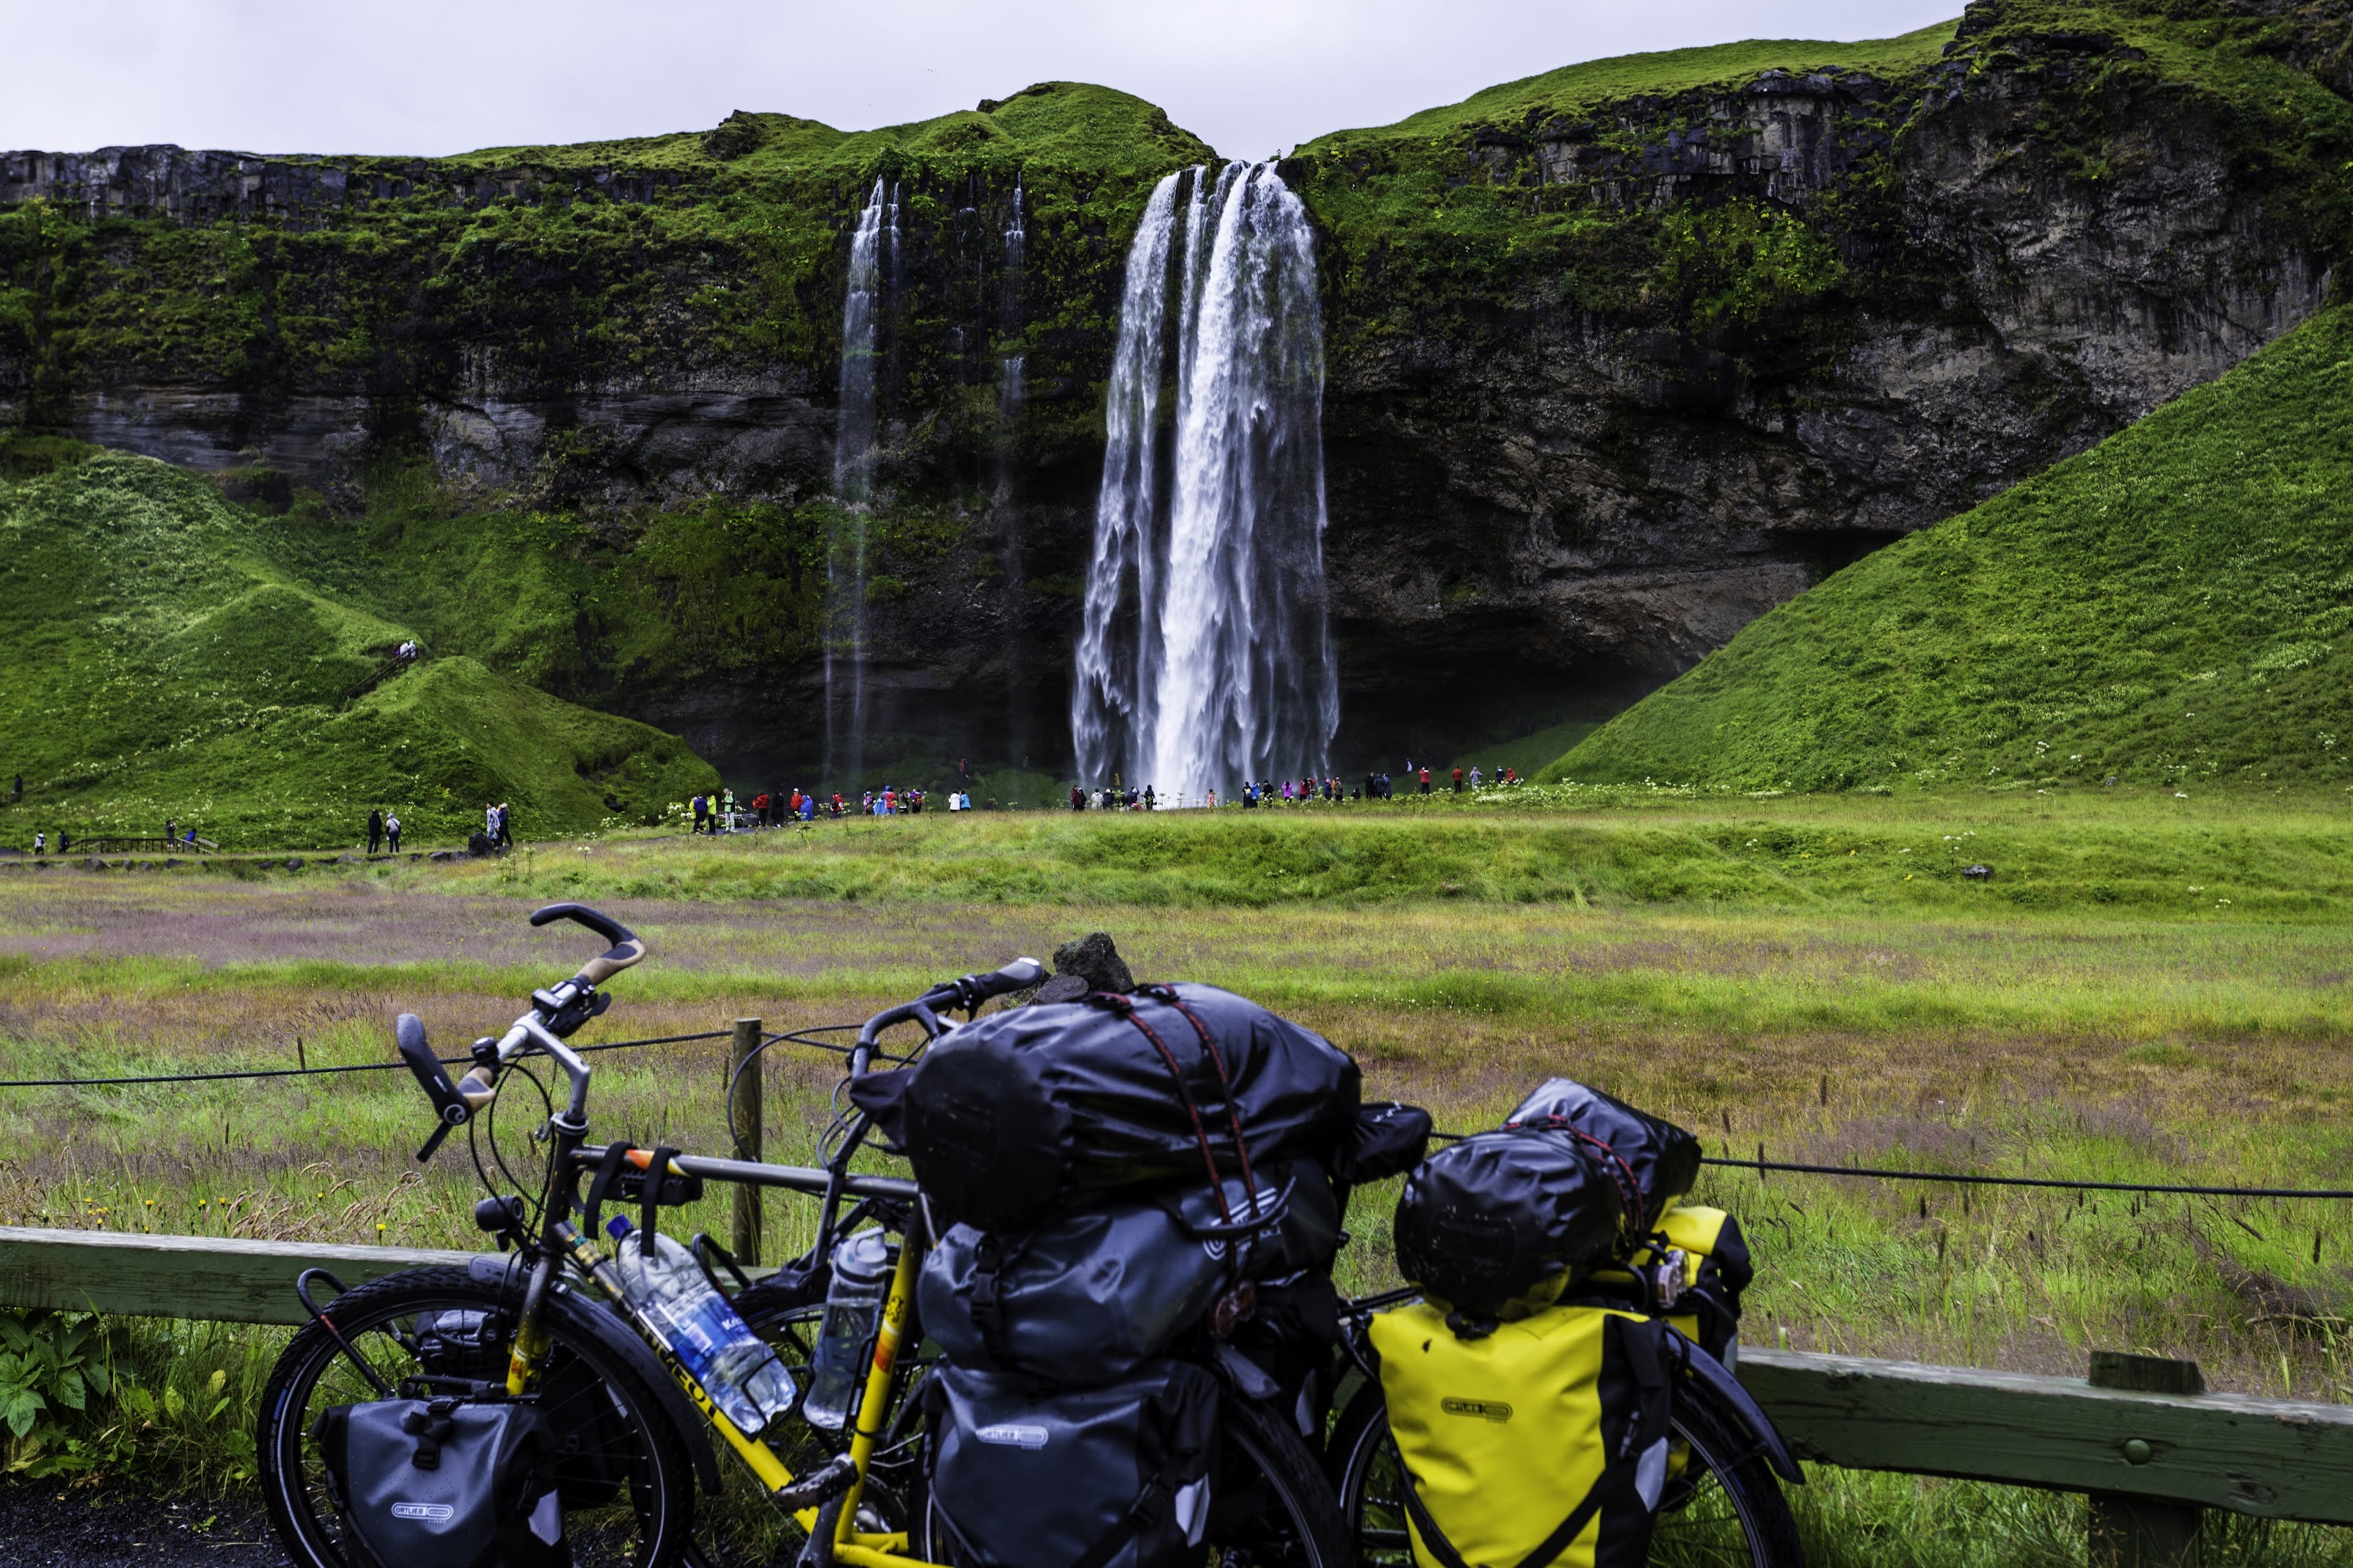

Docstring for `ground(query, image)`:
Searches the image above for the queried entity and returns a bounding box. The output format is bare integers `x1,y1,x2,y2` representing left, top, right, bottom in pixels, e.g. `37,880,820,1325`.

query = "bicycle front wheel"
255,1266,695,1568
1329,1372,1802,1568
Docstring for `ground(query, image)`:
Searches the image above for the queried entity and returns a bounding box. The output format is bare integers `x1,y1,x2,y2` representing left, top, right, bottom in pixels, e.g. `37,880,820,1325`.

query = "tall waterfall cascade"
830,178,894,782
1071,163,1338,802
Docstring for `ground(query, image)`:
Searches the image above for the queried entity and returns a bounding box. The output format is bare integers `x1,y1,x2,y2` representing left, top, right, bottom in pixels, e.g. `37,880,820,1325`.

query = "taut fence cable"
0,1030,734,1089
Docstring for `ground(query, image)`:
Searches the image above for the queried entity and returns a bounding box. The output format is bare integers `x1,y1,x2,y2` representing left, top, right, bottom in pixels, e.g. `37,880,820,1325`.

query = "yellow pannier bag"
1595,1203,1753,1362
1370,1299,1673,1568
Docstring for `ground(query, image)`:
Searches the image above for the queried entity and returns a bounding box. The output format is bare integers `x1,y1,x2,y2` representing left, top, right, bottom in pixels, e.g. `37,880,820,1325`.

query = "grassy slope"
1547,305,2353,792
1314,21,1961,147
0,450,716,847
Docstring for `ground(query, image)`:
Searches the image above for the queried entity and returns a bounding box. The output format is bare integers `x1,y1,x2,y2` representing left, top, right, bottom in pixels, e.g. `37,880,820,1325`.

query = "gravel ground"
0,1488,287,1567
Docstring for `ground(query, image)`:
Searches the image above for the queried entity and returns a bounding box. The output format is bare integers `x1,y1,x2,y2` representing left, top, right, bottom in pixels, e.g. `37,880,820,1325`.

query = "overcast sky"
0,1,1959,162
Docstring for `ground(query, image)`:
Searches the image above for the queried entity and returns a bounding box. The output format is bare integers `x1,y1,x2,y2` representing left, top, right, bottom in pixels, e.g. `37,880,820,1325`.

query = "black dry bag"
1392,1126,1624,1318
1505,1077,1702,1235
313,1396,568,1568
900,983,1361,1232
927,1359,1219,1568
920,1205,1229,1385
920,1159,1339,1385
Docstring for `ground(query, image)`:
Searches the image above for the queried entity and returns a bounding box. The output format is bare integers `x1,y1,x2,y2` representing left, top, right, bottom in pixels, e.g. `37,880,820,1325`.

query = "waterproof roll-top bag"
312,1396,567,1568
1505,1078,1702,1235
1370,1302,1675,1568
900,983,1362,1232
927,1358,1219,1568
921,1159,1342,1383
1393,1127,1624,1318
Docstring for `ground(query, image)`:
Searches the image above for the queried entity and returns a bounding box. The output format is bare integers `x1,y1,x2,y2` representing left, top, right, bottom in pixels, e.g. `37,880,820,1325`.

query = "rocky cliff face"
3,6,2349,781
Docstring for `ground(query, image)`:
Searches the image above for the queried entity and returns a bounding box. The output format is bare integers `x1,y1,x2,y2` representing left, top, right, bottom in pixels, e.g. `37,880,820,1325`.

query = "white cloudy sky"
0,0,1960,161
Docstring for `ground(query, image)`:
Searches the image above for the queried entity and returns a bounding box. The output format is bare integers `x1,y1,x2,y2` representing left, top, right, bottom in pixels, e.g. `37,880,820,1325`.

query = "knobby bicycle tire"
255,1265,696,1568
1328,1371,1803,1568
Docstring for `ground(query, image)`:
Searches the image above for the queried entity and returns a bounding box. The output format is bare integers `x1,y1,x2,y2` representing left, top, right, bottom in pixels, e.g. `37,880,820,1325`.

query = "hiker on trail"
33,832,44,854
59,832,70,853
1419,767,1432,794
498,803,513,848
1453,766,1464,793
385,814,401,853
396,640,417,662
1470,765,1482,788
691,794,708,834
1143,785,1155,810
367,810,383,855
165,817,176,844
1071,785,1084,812
486,803,500,848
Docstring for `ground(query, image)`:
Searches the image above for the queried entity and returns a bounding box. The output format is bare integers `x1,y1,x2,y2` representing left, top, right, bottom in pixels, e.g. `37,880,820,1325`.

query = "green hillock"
1544,304,2353,794
0,448,716,848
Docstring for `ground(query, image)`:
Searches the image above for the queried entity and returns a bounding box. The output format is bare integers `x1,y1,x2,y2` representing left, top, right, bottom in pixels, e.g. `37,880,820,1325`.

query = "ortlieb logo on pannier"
974,1423,1050,1449
1439,1397,1513,1422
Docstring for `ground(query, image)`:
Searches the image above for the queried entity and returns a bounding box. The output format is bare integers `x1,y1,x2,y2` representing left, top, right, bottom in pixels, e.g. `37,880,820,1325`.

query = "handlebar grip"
574,937,647,987
396,1014,469,1125
976,956,1046,997
529,902,646,987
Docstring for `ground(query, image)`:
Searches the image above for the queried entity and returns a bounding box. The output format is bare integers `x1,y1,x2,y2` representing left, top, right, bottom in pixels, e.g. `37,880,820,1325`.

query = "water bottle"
801,1230,893,1432
608,1217,798,1437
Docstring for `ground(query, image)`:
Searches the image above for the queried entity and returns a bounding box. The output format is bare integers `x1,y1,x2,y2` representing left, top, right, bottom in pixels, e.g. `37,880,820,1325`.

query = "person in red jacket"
1452,766,1464,792
1419,767,1431,794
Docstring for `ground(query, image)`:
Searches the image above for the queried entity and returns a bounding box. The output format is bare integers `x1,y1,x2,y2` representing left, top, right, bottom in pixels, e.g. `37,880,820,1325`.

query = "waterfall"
996,175,1026,489
831,177,891,783
1071,163,1337,803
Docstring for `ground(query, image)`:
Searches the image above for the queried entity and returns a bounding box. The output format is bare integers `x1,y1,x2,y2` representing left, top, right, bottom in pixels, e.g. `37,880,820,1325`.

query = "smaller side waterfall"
831,177,892,783
996,175,1026,489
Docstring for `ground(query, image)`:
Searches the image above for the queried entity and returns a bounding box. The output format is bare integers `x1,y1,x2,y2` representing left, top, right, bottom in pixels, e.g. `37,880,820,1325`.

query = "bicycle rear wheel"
255,1265,693,1568
1329,1374,1802,1568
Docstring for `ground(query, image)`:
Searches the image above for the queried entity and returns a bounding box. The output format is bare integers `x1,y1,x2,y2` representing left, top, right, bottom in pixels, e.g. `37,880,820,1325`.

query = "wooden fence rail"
3,1225,2348,1545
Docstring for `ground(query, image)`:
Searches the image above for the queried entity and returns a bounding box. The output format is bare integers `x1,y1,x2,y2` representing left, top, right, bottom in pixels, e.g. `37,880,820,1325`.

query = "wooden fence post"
2088,1351,2205,1568
729,1017,763,1267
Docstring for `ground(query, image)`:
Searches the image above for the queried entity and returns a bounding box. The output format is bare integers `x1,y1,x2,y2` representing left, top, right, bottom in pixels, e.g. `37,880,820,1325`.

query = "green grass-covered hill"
1544,304,2353,794
0,448,716,848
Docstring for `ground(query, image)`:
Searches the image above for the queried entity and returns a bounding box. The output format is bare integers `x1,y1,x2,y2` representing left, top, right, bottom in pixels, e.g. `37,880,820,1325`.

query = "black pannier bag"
927,1358,1218,1568
1333,1100,1434,1187
1392,1126,1624,1318
900,983,1361,1232
921,1159,1342,1385
1506,1077,1702,1235
312,1396,568,1568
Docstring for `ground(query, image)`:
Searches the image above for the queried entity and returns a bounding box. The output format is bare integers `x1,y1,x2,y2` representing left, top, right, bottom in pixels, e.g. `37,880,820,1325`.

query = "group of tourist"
1059,760,1526,811
1071,784,1156,811
364,809,403,853
687,784,980,833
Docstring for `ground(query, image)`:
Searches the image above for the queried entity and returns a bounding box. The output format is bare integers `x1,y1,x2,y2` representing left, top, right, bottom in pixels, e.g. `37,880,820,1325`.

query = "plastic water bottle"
608,1217,797,1437
801,1230,893,1432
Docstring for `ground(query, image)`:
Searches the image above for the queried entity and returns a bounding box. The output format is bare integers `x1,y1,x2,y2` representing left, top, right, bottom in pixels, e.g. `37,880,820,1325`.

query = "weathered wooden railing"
3,1225,2347,1564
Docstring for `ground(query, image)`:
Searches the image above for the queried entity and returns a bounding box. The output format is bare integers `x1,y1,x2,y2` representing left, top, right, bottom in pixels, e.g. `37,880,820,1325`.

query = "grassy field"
1551,303,2353,794
1,798,2348,1560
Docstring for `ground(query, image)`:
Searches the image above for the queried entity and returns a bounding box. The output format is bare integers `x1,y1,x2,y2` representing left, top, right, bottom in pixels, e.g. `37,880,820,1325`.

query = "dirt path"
0,1487,286,1566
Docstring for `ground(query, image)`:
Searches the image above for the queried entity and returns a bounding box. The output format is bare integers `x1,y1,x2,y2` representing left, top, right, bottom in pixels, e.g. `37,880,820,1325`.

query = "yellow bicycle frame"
552,1219,947,1567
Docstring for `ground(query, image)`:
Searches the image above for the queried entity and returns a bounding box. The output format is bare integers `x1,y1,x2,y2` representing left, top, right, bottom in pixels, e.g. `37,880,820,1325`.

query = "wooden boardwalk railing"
3,1225,2347,1552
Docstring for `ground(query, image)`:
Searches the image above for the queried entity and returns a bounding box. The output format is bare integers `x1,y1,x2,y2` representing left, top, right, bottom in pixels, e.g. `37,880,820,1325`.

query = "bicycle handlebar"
530,902,646,988
923,956,1046,1012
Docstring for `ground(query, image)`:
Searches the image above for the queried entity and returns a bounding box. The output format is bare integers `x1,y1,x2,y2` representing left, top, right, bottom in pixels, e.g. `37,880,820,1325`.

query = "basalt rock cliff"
3,0,2350,784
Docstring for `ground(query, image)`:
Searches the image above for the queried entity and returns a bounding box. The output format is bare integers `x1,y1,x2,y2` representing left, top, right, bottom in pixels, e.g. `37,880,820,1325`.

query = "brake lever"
416,1120,457,1163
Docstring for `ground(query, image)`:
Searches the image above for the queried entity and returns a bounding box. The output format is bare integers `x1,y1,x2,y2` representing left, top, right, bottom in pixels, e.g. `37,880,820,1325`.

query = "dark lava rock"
1033,931,1136,1003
